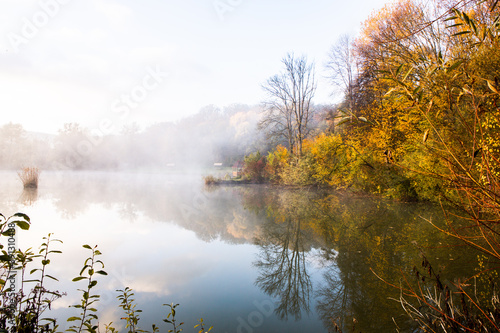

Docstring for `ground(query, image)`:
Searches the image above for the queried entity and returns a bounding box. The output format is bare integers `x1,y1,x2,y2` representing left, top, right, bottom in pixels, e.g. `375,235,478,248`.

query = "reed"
204,174,218,185
18,167,39,189
20,188,38,206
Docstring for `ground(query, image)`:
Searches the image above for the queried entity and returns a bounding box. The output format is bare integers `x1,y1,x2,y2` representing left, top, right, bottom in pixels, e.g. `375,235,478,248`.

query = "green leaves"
1,213,32,231
0,254,12,261
0,218,63,332
45,274,59,281
117,287,145,333
15,220,30,230
72,276,87,282
68,244,106,333
13,212,30,222
445,59,464,73
447,7,498,42
163,303,184,333
195,318,213,333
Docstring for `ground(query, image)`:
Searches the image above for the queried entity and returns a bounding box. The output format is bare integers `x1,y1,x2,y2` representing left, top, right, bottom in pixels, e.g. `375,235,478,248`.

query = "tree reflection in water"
243,187,479,332
254,217,312,321
252,190,323,322
1,172,482,332
315,265,350,331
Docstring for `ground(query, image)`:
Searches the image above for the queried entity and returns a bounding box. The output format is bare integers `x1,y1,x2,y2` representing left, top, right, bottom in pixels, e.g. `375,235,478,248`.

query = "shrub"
243,152,267,183
18,167,39,189
265,145,289,183
279,156,316,186
203,174,218,185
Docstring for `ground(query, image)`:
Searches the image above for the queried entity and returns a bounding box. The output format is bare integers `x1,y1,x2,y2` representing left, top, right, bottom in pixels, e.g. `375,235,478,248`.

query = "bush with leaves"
243,152,267,183
0,213,213,333
264,145,289,184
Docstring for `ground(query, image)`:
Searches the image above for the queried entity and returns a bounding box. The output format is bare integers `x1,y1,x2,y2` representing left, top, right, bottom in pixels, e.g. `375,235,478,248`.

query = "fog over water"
1,103,324,171
1,171,327,332
0,170,478,332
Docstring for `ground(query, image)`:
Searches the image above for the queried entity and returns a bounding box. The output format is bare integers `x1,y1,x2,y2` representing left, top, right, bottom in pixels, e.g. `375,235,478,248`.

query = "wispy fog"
2,103,330,171
0,104,277,171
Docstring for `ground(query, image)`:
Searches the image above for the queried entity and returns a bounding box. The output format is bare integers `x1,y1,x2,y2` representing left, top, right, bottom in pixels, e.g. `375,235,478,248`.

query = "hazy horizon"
1,0,391,135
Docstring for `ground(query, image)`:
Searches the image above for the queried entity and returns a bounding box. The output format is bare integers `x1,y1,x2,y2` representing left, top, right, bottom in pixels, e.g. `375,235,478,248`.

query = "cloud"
92,0,133,30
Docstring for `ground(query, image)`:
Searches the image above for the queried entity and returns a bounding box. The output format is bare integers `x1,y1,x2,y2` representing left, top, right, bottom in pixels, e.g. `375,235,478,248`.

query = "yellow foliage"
265,145,289,183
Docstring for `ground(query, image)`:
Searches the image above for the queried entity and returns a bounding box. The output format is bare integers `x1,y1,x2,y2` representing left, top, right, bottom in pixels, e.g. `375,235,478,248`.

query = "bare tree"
326,34,358,111
260,53,317,157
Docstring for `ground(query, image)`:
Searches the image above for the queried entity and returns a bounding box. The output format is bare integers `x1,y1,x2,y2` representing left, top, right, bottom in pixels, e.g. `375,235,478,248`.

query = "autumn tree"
260,53,317,157
325,0,500,329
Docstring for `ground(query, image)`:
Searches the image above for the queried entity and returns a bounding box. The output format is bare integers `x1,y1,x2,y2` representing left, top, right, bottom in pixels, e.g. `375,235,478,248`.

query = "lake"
0,171,478,332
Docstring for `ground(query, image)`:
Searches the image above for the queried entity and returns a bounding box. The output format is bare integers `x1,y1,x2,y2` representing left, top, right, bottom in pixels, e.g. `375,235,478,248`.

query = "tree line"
0,105,273,171
251,0,500,203
248,0,500,330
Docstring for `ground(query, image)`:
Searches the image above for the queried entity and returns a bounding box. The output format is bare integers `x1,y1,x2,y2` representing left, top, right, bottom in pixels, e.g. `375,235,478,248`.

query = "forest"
236,0,500,330
0,103,328,172
246,0,500,202
0,104,270,171
2,0,498,205
1,0,500,331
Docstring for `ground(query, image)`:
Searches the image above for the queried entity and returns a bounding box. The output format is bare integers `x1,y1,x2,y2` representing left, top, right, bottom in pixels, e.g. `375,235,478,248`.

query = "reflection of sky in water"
0,171,326,333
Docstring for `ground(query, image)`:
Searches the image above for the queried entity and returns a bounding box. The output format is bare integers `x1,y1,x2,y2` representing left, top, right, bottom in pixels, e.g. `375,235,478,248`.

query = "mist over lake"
2,1,500,331
0,171,477,332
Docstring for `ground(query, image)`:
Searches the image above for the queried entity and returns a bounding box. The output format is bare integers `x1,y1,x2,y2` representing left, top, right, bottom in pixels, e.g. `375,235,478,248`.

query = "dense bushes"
242,134,422,200
244,0,500,206
242,152,267,183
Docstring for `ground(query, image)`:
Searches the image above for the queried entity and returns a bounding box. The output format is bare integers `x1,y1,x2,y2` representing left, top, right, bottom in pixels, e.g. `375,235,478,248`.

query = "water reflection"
0,171,482,332
252,190,324,321
254,218,312,321
19,188,38,206
238,187,479,332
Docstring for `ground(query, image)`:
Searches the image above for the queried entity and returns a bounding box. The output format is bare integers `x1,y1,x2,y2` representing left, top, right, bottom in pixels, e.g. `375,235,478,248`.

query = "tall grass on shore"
204,174,219,185
18,166,39,189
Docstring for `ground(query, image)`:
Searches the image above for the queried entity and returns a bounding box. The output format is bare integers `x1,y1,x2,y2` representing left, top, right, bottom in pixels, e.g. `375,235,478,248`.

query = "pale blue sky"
0,0,390,134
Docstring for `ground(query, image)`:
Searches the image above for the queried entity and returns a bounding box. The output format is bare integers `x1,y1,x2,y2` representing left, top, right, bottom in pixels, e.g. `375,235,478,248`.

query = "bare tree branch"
260,53,317,156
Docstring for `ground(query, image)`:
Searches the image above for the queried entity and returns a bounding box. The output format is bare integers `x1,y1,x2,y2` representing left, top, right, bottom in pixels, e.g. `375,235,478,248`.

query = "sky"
0,0,391,135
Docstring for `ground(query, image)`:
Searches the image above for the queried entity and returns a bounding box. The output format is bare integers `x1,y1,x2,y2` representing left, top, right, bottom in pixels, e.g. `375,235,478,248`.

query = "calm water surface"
0,171,478,332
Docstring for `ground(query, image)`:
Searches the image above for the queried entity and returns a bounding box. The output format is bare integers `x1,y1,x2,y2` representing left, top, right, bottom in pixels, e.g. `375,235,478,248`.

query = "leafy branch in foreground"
0,213,215,333
31,234,63,331
194,318,213,333
163,303,184,333
67,245,107,333
116,287,160,333
16,233,64,333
